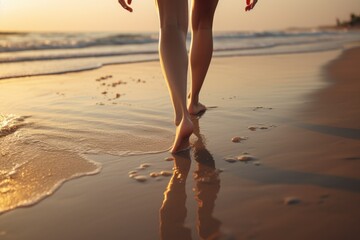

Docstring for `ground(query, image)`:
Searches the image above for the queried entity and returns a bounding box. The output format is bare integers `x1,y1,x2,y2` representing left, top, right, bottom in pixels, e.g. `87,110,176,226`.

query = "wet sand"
0,48,359,239
209,47,360,239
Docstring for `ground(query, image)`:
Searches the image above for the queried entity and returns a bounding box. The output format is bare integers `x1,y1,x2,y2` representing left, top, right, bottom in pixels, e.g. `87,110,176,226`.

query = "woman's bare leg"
156,0,194,153
188,0,219,115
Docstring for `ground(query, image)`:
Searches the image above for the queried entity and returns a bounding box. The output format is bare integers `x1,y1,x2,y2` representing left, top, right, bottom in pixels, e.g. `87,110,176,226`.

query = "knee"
192,20,213,31
156,1,188,33
191,0,218,31
160,22,188,34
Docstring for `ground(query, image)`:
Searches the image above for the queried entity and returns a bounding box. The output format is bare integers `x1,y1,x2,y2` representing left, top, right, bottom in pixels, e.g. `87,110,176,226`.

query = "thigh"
191,0,219,29
156,0,189,31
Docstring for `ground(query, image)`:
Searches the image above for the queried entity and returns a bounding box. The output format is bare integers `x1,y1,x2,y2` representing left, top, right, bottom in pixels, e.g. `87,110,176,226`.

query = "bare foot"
170,116,194,153
188,102,207,115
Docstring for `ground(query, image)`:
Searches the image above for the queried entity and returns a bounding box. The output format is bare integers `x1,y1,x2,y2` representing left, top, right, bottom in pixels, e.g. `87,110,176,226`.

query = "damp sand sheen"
0,114,100,213
0,47,359,240
0,69,173,214
0,50,347,214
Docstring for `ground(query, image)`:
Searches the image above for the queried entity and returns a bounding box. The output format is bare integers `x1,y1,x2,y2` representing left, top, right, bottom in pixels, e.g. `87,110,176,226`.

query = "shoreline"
305,46,360,128
0,48,345,81
0,47,359,239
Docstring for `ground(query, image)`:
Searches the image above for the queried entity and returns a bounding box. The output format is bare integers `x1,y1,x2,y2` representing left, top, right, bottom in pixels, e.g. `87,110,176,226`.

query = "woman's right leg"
188,0,219,115
156,0,194,153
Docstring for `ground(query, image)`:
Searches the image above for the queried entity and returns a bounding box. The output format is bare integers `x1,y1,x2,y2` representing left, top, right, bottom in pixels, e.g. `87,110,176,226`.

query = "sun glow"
0,0,359,32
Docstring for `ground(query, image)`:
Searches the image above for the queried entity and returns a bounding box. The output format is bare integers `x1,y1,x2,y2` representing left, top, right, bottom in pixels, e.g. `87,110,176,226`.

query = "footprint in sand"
284,197,301,205
224,158,237,163
95,75,113,82
231,136,248,143
164,157,174,161
133,175,147,182
159,171,172,176
129,163,173,183
109,80,127,88
252,106,273,111
248,124,276,131
130,78,146,84
224,153,260,166
149,172,161,177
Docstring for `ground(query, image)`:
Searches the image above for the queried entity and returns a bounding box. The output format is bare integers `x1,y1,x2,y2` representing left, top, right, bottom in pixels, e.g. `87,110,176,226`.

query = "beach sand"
0,47,359,239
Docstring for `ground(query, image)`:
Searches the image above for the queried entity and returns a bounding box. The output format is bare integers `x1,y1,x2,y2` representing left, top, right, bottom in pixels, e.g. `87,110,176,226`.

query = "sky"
0,0,359,32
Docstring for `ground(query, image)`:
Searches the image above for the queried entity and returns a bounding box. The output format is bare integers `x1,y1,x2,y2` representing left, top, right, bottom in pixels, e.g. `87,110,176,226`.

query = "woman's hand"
118,0,133,12
245,0,258,11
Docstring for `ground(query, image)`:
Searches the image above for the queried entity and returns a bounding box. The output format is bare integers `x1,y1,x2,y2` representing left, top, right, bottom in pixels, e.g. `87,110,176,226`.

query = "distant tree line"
336,13,360,28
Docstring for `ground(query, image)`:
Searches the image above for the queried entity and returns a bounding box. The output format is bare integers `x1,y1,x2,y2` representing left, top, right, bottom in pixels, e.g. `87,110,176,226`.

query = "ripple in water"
0,114,101,214
0,70,173,214
0,110,172,214
0,114,30,137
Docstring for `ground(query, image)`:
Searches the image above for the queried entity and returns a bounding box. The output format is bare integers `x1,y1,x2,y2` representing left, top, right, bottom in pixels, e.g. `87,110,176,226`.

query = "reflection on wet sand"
193,117,222,240
160,116,221,240
160,150,192,240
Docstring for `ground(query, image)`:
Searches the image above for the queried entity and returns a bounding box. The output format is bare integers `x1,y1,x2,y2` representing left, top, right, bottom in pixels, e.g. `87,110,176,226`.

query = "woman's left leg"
188,0,219,115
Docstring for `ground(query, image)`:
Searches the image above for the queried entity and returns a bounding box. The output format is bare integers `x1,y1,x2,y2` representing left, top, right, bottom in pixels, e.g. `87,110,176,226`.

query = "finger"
252,0,258,9
123,5,133,12
245,0,257,12
118,0,133,12
118,0,130,12
127,0,132,5
245,0,251,11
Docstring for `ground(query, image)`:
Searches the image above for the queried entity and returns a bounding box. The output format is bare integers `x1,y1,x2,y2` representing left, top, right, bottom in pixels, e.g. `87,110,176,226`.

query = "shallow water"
0,50,345,233
0,66,175,213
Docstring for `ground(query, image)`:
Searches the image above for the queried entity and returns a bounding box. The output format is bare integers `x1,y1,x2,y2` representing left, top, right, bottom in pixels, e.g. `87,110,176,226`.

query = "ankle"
189,94,199,105
180,115,193,127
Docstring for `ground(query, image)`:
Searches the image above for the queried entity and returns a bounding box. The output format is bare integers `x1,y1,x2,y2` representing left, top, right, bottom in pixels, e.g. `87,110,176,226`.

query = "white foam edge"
0,153,102,215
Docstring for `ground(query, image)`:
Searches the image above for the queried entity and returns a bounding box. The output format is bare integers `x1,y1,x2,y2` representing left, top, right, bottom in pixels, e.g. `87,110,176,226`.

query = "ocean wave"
0,30,359,80
0,38,342,64
0,32,157,53
0,49,158,63
0,114,31,137
0,30,352,53
213,29,348,40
